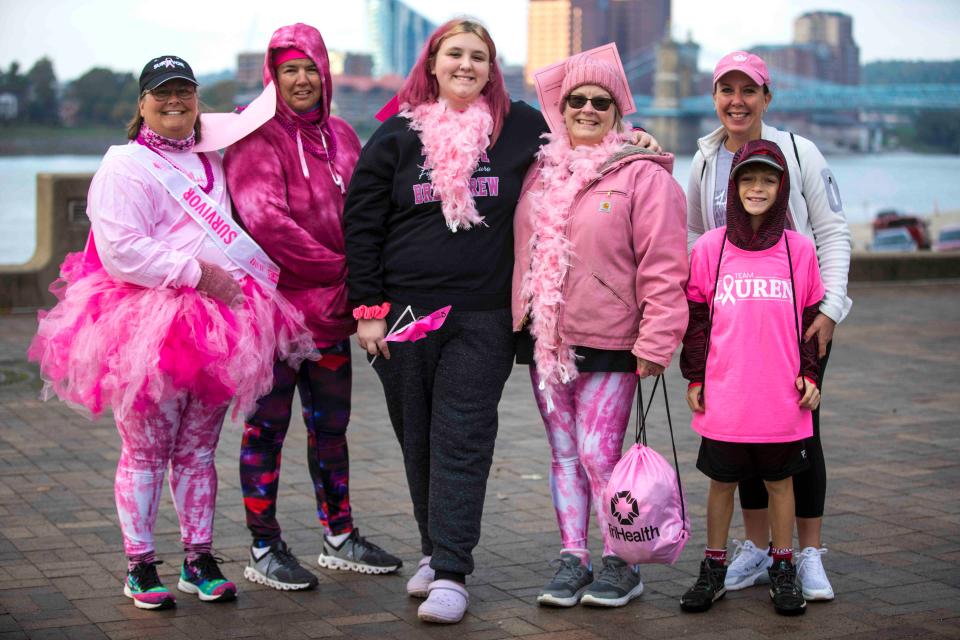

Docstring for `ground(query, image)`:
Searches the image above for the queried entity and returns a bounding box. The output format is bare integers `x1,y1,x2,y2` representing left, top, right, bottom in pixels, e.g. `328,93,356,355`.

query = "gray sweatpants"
373,304,514,578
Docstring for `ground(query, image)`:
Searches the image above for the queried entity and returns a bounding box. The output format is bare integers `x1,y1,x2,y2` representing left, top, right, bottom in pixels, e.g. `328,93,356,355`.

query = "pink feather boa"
402,98,493,232
520,131,625,400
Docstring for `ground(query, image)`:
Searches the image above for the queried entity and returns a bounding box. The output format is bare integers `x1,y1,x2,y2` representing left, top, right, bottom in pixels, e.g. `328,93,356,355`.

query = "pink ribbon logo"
384,306,451,343
715,274,737,307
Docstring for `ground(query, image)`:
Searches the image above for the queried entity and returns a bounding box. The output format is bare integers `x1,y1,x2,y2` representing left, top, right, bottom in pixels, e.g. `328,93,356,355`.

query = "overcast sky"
1,0,958,81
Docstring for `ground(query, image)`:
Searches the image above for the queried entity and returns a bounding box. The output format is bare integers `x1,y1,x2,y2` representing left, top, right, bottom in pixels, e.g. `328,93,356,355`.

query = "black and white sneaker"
680,558,727,613
768,559,806,616
317,529,402,575
243,541,318,591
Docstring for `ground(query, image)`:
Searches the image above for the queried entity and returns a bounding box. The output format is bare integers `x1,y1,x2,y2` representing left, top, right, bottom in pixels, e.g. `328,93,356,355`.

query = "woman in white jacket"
686,50,851,602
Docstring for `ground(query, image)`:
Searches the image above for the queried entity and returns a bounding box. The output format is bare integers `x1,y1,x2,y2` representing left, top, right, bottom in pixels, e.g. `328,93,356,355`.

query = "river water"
2,152,959,265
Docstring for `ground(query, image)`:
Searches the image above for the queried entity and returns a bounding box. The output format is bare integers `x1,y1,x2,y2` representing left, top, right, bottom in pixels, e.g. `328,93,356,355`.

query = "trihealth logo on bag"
608,490,661,542
610,490,639,525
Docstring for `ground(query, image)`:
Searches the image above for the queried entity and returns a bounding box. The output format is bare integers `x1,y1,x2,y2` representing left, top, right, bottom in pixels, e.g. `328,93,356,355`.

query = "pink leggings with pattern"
531,368,636,557
114,394,227,557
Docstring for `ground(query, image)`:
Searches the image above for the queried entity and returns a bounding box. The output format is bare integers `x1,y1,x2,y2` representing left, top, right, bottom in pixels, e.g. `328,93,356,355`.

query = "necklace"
273,116,338,161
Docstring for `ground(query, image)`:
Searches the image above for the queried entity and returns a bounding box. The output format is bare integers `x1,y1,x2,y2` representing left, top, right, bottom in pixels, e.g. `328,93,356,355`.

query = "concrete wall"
2,174,959,312
0,174,92,311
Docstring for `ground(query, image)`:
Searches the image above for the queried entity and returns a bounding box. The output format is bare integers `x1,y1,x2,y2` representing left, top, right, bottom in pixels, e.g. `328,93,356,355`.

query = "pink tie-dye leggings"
530,368,636,557
114,394,228,557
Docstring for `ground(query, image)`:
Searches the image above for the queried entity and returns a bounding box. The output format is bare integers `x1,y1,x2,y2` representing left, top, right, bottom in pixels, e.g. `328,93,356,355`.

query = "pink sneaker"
417,579,469,624
406,556,434,598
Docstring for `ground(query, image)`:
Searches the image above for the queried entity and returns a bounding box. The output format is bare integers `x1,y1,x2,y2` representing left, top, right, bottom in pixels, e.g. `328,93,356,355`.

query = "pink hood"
512,146,689,368
224,23,362,346
264,23,334,131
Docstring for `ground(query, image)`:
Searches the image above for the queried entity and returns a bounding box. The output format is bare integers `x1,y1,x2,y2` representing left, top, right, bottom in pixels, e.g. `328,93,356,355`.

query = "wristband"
687,381,703,390
352,302,392,321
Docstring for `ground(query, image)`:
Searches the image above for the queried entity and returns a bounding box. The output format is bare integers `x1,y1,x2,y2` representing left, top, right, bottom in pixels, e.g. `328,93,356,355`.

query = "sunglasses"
565,94,614,111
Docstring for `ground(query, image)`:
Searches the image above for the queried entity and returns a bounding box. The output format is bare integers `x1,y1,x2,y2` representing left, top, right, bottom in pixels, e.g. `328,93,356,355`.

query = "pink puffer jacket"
512,148,689,368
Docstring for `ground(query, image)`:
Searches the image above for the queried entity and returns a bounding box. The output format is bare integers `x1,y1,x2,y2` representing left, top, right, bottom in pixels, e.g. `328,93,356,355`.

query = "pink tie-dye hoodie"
224,23,361,346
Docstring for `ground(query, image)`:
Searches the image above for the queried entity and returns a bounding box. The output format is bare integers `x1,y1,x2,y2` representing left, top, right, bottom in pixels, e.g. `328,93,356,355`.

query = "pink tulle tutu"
28,252,317,420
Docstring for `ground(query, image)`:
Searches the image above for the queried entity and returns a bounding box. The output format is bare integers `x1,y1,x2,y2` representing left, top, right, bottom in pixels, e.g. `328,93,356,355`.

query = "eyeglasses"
565,94,614,111
146,86,197,101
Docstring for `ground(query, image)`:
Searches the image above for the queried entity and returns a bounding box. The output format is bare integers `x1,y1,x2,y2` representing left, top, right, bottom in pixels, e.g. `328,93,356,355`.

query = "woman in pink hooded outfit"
29,55,315,611
224,23,401,592
512,54,689,608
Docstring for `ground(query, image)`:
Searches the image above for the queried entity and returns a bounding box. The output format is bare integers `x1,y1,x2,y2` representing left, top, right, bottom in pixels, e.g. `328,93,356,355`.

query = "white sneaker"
724,539,772,591
796,546,835,601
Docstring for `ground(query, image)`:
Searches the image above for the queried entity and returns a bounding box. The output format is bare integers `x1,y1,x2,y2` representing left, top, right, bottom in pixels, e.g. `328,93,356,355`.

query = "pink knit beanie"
559,54,630,114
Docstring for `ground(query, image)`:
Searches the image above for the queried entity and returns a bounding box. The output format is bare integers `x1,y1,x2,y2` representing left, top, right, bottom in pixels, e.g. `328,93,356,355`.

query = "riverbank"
0,125,123,156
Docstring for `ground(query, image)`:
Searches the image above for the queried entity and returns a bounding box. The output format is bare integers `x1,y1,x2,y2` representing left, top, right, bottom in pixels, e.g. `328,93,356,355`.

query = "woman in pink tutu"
28,55,315,611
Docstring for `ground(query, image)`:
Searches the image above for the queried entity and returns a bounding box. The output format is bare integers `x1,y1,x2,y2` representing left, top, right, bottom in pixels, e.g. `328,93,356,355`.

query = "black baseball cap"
139,55,199,93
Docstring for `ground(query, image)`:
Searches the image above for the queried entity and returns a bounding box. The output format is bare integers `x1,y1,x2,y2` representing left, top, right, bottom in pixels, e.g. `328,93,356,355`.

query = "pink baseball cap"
713,51,770,87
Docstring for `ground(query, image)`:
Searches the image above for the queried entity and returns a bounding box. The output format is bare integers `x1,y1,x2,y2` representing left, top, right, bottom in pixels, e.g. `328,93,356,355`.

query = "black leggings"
738,342,831,518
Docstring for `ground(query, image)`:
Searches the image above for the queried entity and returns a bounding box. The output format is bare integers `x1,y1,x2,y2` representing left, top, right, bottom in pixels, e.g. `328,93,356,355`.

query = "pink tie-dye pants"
114,393,228,557
530,369,636,557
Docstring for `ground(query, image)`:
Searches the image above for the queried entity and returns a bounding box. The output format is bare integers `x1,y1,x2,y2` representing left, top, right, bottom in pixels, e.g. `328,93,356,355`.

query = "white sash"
119,144,281,290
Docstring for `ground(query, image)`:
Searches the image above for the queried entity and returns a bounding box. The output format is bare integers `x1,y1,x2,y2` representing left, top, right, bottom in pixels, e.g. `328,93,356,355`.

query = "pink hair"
397,18,511,144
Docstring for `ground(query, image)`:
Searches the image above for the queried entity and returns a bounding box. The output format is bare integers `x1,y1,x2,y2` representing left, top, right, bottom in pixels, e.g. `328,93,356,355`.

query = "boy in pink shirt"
679,140,824,616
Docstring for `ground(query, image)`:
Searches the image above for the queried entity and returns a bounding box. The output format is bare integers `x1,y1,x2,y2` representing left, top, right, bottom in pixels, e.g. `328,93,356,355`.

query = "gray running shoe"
243,541,319,591
580,555,644,607
537,553,593,607
317,529,402,575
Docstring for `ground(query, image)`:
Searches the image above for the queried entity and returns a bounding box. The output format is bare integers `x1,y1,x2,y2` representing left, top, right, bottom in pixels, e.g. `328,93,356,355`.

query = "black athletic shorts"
697,437,809,483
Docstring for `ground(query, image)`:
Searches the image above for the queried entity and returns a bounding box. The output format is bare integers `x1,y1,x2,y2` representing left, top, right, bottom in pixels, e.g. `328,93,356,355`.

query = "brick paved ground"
1,281,959,639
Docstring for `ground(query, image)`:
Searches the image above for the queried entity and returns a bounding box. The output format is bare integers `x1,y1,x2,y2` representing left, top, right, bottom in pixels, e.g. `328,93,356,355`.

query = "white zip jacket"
687,122,853,323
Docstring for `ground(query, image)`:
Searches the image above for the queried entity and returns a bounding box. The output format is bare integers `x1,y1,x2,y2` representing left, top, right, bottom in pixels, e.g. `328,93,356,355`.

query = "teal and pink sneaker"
124,561,176,610
178,554,237,602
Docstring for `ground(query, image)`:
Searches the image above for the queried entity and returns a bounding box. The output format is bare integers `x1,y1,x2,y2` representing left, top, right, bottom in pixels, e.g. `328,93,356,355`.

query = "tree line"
0,58,236,127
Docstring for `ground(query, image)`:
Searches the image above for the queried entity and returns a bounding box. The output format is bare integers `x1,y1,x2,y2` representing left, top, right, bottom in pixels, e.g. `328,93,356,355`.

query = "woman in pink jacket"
224,24,402,590
512,53,689,609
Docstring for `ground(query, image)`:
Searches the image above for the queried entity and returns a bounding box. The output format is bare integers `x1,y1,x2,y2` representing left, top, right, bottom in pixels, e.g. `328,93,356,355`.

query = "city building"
526,0,669,93
366,0,436,77
500,63,532,102
329,51,375,78
794,11,860,85
0,93,17,120
332,73,403,128
749,11,860,87
526,0,605,85
607,0,670,94
236,52,264,92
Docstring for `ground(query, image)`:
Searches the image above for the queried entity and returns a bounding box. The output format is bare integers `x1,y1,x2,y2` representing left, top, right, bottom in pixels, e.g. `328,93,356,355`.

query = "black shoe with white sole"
680,558,727,613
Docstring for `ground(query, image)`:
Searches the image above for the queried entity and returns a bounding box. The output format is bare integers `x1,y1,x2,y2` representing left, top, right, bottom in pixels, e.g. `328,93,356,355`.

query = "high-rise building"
607,0,670,93
526,0,669,93
748,11,859,86
366,0,437,78
526,0,605,85
794,11,859,85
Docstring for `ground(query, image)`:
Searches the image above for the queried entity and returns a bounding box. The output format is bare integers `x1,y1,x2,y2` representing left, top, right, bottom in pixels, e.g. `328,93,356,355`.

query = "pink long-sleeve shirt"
88,145,242,288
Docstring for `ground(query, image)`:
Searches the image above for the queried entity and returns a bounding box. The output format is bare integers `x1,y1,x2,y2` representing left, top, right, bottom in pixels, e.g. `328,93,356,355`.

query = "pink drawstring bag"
602,374,689,565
